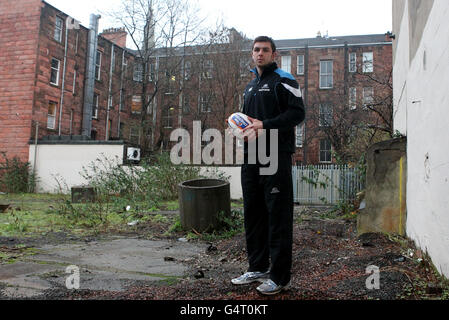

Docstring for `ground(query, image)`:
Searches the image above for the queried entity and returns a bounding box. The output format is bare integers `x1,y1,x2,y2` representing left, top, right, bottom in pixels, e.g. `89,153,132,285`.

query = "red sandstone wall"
0,0,43,162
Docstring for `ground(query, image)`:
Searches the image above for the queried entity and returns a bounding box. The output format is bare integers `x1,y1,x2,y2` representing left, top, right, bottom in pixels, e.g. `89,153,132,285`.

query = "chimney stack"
100,27,127,48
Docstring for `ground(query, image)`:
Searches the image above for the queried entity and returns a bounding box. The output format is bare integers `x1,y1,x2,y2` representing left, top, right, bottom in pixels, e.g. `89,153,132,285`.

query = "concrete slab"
31,238,205,276
0,237,207,298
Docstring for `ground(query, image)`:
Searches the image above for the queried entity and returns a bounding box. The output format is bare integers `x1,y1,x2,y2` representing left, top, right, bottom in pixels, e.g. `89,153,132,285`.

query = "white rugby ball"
227,112,252,131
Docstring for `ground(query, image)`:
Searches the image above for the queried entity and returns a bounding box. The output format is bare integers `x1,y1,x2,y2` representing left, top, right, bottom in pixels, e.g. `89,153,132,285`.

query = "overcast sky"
44,0,392,41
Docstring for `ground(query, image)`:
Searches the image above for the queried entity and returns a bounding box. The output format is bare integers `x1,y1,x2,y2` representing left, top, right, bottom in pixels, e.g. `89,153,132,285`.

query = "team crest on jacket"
258,83,270,92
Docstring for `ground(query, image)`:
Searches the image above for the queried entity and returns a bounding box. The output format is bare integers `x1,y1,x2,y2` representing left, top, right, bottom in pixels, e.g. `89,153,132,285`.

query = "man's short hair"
253,36,276,52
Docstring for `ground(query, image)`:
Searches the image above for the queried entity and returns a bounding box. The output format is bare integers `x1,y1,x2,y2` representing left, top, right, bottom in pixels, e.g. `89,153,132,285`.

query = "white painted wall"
29,143,124,193
28,143,244,199
392,2,409,136
200,166,242,200
393,0,449,277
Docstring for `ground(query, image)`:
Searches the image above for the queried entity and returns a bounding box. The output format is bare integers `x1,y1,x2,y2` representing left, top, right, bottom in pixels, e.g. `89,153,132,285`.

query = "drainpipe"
303,44,309,165
151,55,159,149
82,14,101,137
58,17,70,136
118,49,125,137
33,121,38,189
106,43,115,140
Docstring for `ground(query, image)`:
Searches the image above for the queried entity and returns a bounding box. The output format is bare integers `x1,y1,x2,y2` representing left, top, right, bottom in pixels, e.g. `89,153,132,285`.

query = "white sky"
44,0,392,41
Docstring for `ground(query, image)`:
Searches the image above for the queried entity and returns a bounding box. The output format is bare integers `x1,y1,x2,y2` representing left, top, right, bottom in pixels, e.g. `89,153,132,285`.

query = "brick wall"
0,0,42,162
278,43,393,165
1,0,392,167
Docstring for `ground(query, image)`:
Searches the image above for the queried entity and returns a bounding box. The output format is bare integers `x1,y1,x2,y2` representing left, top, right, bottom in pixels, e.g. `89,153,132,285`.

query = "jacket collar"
250,62,278,80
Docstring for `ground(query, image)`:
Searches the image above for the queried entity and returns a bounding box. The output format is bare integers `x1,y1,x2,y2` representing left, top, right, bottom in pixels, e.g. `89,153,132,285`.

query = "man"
231,36,305,295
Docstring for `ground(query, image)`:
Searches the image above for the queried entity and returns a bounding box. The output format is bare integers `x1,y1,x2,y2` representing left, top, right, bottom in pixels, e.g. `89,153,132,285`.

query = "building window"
349,52,357,73
75,32,79,54
363,87,374,108
133,63,143,82
50,58,60,85
297,55,304,75
281,55,291,73
349,87,357,110
122,57,128,77
54,16,63,42
200,95,212,113
363,52,373,73
92,94,99,119
95,50,102,80
119,89,125,111
107,119,112,140
163,107,174,128
129,127,140,144
203,60,213,79
47,101,57,129
119,122,124,139
131,95,142,114
319,60,333,89
319,139,332,163
240,58,249,77
319,104,333,127
183,61,192,80
296,123,304,147
182,96,190,114
148,63,155,82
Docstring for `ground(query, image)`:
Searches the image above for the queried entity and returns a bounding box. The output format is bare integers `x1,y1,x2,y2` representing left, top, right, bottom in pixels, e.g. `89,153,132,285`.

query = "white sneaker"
256,279,289,295
231,271,270,285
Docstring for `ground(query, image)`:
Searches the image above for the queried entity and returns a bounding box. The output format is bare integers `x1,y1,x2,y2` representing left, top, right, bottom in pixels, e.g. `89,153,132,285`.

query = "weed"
0,152,37,193
5,208,29,234
196,210,245,242
168,216,183,233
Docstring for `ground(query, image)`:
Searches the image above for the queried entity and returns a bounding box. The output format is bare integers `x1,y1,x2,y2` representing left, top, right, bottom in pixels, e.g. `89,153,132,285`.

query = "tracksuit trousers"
241,152,293,286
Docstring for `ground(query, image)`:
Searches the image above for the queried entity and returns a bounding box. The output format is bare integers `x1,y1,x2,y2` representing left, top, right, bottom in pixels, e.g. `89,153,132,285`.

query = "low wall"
28,141,243,199
199,166,242,200
29,141,124,193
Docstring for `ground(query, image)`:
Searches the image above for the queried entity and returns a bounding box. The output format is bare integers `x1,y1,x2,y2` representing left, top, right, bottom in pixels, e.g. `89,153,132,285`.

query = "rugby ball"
228,112,252,131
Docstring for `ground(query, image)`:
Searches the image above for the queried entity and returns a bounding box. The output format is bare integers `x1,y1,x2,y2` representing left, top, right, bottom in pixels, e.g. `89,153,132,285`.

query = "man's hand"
243,116,264,142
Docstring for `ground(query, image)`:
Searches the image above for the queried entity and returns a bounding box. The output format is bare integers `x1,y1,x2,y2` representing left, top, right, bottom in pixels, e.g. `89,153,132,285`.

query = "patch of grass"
161,201,179,211
231,200,243,208
150,214,170,224
0,245,39,265
0,193,189,238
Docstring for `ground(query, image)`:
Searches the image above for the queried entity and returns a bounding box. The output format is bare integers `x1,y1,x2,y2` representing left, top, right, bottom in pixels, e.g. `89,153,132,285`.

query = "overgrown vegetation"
0,152,241,239
0,152,37,193
300,157,366,218
78,152,201,211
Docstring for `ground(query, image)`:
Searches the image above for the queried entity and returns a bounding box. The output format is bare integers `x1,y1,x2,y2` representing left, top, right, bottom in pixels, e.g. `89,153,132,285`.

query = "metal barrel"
178,179,231,233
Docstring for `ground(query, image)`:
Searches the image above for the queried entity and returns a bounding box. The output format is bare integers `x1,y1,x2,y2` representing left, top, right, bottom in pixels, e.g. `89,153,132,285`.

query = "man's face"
252,41,276,69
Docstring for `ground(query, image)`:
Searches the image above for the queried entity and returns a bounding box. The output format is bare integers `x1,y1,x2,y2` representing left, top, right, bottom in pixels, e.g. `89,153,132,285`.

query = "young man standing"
231,36,305,295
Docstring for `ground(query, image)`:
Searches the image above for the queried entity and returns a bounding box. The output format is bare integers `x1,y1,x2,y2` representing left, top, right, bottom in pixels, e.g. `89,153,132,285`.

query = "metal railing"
292,164,365,205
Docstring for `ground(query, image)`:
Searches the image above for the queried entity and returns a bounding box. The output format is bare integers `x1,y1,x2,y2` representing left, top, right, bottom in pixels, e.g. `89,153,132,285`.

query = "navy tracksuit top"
242,62,305,155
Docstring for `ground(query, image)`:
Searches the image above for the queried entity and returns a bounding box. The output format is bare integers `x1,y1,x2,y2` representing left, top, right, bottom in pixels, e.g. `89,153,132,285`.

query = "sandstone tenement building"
0,0,392,165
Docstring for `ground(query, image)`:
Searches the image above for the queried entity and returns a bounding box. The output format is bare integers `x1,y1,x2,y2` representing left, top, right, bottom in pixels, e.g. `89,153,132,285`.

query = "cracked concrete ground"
0,236,208,299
